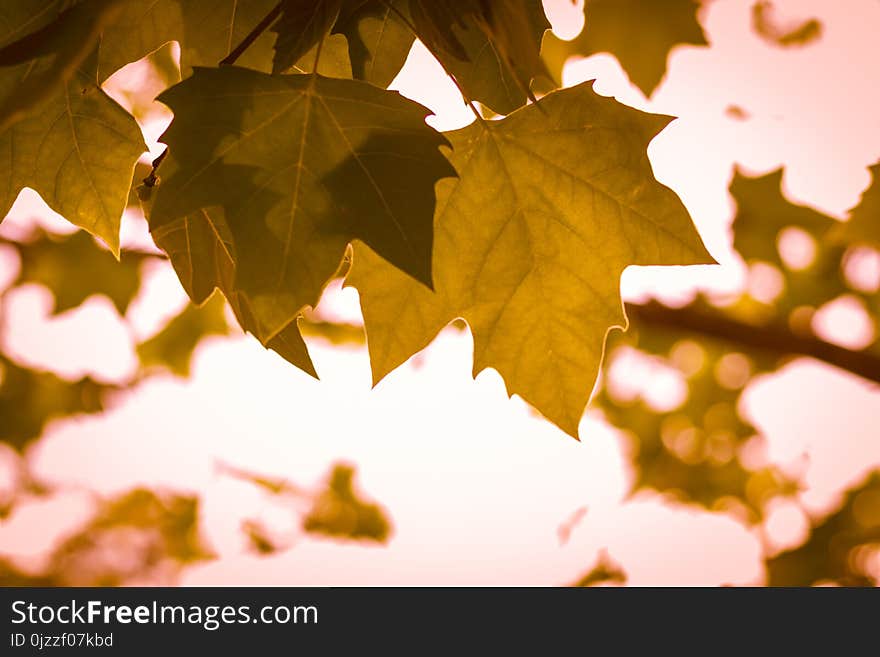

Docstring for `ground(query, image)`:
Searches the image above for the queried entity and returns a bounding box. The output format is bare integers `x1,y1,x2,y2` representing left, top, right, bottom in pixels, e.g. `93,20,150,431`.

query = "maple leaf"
147,204,318,377
409,0,550,115
271,0,342,74
347,81,713,438
150,67,454,350
0,0,126,130
98,0,350,81
97,0,280,80
0,3,146,254
543,0,707,98
333,0,414,87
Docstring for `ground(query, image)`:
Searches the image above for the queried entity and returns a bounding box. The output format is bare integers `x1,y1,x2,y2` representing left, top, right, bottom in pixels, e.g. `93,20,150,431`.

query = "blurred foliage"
0,488,211,586
542,0,707,97
1,229,157,316
598,168,880,526
0,355,117,452
833,163,880,250
0,1,876,589
222,462,393,550
751,1,822,48
598,329,798,522
766,471,880,586
137,292,230,377
572,550,627,587
302,464,391,543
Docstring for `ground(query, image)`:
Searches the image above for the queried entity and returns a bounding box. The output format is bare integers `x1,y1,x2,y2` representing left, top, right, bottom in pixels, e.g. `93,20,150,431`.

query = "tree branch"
626,301,880,386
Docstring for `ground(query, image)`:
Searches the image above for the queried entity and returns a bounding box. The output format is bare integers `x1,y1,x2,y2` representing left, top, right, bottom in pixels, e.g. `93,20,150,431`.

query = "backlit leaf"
271,0,342,74
0,0,125,129
0,4,146,253
409,0,550,115
97,0,279,80
333,0,413,87
348,81,712,437
151,67,454,348
146,204,318,377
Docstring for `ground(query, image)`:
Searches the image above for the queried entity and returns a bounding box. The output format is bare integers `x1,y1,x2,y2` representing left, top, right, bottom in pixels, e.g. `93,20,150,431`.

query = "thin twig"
219,2,283,67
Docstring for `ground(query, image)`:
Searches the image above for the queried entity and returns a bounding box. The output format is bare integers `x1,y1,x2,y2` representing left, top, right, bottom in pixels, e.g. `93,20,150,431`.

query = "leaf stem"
219,2,283,67
142,147,167,188
379,0,486,126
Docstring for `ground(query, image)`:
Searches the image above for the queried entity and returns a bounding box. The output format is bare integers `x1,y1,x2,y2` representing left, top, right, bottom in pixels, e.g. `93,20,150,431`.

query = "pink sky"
1,0,879,585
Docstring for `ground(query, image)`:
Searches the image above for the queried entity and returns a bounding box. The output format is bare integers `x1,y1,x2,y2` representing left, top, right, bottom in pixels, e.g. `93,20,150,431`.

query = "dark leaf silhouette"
151,67,454,370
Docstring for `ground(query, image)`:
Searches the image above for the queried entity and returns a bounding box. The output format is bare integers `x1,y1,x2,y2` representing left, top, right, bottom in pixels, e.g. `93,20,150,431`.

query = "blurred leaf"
137,292,230,377
751,1,822,48
0,356,117,452
3,488,212,585
303,464,391,543
597,315,795,519
542,0,707,97
833,162,880,249
766,471,880,586
333,0,413,87
572,549,627,587
731,169,829,268
730,168,880,353
0,3,146,254
5,229,155,316
149,67,454,374
242,519,282,555
300,318,365,346
595,167,880,517
216,461,308,497
349,81,712,438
